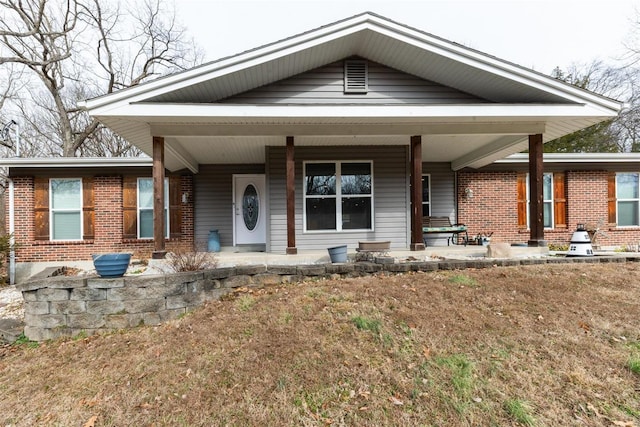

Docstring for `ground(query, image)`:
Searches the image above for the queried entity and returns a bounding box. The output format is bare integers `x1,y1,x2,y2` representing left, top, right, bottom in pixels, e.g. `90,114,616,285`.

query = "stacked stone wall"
19,256,640,341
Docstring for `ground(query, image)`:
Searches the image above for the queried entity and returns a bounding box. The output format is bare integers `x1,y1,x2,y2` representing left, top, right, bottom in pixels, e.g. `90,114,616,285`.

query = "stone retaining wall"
18,256,639,341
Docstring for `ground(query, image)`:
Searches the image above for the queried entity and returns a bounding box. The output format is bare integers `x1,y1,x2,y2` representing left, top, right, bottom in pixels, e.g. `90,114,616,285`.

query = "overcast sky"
177,0,638,74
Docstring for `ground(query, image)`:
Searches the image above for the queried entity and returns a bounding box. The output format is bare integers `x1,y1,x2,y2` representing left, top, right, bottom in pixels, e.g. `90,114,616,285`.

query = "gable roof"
79,12,623,173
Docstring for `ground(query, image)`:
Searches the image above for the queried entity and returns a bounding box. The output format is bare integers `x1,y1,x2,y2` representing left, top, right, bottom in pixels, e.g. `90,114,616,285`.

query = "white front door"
233,174,266,245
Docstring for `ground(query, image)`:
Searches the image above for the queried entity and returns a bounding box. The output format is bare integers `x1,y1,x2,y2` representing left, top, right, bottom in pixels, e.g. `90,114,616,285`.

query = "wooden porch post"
152,136,167,258
528,133,547,247
286,136,297,254
410,135,425,251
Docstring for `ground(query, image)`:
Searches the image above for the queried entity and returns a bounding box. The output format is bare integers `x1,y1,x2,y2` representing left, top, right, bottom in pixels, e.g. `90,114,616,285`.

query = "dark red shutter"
517,172,527,228
34,177,50,240
82,177,95,240
122,176,138,239
553,172,566,229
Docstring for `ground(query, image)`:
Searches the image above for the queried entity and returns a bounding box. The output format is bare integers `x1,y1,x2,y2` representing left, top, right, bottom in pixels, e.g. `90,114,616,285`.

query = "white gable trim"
366,19,621,111
80,13,622,115
80,18,374,110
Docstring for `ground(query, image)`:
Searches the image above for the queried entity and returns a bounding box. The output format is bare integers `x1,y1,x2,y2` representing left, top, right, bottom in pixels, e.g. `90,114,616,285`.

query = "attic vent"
344,60,368,94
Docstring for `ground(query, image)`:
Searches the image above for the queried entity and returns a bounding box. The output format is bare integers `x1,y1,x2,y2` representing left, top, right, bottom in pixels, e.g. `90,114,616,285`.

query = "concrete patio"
208,244,550,268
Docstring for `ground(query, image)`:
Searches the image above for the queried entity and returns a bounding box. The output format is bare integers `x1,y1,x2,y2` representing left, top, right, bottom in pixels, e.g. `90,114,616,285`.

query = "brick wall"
458,170,640,247
566,170,608,245
7,175,194,263
457,171,526,243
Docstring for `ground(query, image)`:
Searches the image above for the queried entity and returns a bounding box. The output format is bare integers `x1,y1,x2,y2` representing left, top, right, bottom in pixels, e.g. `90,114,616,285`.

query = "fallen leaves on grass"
389,396,404,406
2,264,640,426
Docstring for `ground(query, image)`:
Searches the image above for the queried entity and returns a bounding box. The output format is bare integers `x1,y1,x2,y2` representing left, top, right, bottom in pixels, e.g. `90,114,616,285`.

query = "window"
50,178,82,240
615,173,640,226
122,176,182,240
422,174,431,216
137,178,169,239
304,161,373,232
33,177,94,242
517,172,566,229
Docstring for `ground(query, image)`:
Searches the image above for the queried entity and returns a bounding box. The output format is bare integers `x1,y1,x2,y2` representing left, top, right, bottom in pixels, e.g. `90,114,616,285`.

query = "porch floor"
193,244,550,268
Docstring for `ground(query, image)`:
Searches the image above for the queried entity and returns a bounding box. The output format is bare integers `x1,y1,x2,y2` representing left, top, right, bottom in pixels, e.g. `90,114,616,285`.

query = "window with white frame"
50,178,82,240
526,173,554,229
304,161,373,231
616,172,640,226
138,178,169,239
422,174,431,216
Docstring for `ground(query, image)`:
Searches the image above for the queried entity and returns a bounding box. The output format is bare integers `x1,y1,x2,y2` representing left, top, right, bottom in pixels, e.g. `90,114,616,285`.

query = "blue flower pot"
327,245,348,263
92,253,132,278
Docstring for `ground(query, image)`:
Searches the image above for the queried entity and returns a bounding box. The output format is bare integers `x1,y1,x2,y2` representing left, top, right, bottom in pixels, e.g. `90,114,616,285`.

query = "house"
2,12,624,282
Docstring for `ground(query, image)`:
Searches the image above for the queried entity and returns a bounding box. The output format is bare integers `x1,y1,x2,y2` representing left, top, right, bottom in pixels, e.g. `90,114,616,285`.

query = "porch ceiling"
160,135,496,165
93,103,612,173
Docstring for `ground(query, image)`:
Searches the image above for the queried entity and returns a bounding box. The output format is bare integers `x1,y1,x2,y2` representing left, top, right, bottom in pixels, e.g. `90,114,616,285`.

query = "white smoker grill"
566,224,594,257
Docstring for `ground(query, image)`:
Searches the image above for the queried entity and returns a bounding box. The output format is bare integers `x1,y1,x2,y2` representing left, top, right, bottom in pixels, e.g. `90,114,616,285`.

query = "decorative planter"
208,229,221,252
92,253,132,278
327,245,348,263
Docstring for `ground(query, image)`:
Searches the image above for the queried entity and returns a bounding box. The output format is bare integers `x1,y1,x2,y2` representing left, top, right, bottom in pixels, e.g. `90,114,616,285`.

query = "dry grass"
1,263,640,426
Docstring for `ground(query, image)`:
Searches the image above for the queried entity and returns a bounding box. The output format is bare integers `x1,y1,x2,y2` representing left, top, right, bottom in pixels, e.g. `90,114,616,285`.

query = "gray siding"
423,162,457,246
425,162,456,220
193,157,457,251
222,60,485,105
267,145,409,252
194,164,264,246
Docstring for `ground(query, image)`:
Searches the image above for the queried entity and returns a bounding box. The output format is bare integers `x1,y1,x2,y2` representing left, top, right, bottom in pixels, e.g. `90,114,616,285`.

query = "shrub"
166,244,218,272
548,243,569,251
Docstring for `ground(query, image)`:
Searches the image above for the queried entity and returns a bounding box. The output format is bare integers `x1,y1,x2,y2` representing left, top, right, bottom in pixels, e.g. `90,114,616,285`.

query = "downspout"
8,178,15,285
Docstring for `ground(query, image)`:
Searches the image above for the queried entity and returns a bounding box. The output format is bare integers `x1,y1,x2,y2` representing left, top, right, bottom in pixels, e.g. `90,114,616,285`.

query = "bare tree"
0,65,27,154
546,61,639,153
0,0,202,157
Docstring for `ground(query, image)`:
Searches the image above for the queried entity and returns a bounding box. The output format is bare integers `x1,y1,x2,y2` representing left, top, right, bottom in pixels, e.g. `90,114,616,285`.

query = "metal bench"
422,216,468,246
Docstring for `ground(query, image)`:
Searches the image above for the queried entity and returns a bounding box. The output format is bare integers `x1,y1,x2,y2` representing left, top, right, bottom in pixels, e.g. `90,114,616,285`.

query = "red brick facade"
458,170,640,247
7,175,194,263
